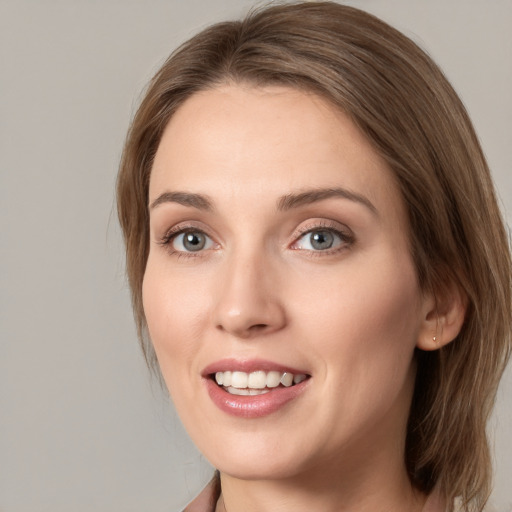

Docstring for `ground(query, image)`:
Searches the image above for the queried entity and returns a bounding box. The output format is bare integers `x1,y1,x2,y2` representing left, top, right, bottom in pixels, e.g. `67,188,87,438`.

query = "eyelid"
155,218,353,257
157,221,219,256
290,219,355,252
158,219,212,241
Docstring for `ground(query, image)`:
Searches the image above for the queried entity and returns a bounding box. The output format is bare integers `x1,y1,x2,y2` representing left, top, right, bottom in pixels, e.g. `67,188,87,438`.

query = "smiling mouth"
211,370,309,396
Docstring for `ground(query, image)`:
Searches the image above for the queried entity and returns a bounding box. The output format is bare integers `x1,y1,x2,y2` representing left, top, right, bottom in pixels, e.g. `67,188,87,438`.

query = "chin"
215,455,304,481
194,427,318,481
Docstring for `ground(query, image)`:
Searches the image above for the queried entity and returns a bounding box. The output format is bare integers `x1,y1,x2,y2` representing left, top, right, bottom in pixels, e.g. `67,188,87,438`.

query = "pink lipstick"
202,359,310,418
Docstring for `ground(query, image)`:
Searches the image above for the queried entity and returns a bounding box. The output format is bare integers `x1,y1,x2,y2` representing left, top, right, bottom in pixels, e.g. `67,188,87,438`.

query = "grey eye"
294,229,346,251
183,232,206,251
173,231,213,252
309,231,335,250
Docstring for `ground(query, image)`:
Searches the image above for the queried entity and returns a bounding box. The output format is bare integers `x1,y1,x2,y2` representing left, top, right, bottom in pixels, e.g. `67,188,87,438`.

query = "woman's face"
143,85,433,480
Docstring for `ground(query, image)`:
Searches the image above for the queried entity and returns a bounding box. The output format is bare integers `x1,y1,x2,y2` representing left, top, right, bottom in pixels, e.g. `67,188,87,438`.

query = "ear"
416,282,467,351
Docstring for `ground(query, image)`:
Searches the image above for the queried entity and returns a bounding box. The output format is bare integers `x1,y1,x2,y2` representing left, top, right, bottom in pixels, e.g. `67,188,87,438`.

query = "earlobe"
416,283,467,351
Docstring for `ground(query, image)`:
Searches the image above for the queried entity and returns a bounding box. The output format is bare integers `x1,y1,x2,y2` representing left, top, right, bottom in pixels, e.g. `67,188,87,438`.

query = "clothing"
182,472,447,512
183,473,220,512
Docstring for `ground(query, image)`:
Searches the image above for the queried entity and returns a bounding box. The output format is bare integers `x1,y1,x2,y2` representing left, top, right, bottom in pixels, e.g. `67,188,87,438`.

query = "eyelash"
157,221,354,259
291,221,354,257
157,224,215,260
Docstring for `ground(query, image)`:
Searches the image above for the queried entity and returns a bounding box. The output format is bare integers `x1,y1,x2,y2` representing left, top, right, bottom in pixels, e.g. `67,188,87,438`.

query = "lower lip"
204,378,309,418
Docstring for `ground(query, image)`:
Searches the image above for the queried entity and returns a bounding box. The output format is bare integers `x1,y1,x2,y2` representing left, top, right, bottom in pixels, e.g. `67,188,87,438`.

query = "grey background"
1,1,510,511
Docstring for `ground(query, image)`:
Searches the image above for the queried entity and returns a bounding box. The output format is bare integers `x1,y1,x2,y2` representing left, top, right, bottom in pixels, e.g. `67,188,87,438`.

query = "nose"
213,251,287,339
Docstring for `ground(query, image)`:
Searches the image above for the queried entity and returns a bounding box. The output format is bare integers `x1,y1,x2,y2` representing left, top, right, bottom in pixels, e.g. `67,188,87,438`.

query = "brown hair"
117,2,511,510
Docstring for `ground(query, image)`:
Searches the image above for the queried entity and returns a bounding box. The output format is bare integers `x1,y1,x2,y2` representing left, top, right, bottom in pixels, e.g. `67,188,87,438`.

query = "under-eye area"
211,371,310,396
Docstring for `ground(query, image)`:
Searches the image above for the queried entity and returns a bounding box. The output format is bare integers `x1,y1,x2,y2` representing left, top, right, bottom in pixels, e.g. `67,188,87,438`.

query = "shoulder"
182,472,221,512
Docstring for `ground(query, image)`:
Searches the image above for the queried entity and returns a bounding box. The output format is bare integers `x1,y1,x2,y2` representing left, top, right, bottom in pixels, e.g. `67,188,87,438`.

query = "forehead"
149,84,405,226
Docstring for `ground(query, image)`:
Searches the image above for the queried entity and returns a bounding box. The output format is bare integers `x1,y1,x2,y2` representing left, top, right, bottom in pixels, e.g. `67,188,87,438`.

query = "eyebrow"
277,187,378,215
149,187,377,215
149,191,214,211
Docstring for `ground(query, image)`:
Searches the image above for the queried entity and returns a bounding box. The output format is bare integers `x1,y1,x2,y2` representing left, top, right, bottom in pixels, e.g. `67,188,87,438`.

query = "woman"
116,2,511,511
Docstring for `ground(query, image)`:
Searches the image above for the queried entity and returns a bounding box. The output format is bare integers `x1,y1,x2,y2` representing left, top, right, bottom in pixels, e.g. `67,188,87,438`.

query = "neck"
216,448,426,512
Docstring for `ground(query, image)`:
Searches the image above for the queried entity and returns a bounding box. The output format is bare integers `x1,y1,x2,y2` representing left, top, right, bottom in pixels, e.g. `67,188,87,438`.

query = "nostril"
251,324,269,331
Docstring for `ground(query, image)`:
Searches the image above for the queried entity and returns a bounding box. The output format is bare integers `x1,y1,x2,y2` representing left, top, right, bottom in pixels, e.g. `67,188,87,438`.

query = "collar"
182,473,447,512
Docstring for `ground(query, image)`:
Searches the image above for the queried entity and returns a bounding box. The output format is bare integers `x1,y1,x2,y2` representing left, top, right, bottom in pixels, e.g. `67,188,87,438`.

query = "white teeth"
222,371,232,387
266,371,281,388
280,372,293,387
231,371,248,388
225,386,271,396
293,374,307,384
248,371,267,389
214,370,308,392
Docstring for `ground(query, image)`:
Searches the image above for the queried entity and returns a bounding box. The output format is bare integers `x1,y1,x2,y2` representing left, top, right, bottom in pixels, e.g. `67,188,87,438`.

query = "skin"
143,84,456,512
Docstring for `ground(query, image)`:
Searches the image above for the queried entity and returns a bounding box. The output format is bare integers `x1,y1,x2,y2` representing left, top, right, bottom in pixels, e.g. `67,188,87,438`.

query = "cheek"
291,253,422,388
141,259,209,380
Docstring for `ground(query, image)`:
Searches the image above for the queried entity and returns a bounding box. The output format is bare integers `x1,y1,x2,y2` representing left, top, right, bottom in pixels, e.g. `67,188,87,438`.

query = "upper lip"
201,358,310,377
